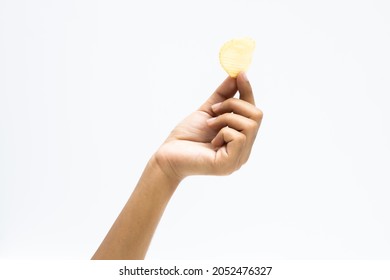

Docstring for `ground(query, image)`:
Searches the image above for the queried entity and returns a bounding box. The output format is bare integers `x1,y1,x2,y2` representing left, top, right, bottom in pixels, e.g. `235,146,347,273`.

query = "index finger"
198,76,238,115
237,72,255,105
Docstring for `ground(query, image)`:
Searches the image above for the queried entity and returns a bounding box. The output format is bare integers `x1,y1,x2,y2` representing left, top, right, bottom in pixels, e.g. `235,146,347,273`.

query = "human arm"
91,157,179,260
91,72,263,259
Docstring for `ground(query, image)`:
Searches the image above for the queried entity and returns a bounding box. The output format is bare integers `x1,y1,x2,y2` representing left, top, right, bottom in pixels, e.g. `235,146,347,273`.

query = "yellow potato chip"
219,37,255,78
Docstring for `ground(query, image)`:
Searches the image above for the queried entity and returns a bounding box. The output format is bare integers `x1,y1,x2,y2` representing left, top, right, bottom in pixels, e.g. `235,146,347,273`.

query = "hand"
154,72,263,182
92,73,262,259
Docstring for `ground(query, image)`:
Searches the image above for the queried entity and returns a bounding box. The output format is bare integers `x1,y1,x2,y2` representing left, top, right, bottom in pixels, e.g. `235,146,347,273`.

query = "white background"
1,0,390,260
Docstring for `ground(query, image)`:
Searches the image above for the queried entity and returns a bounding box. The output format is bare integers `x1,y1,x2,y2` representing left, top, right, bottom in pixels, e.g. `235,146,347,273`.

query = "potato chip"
219,37,255,78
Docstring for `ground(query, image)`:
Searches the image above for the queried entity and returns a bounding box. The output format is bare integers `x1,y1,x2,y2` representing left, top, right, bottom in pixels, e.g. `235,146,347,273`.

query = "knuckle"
226,162,238,175
235,162,243,172
222,166,231,175
247,120,258,131
221,125,231,134
252,108,263,121
216,160,234,176
241,154,250,165
237,133,246,143
232,159,244,174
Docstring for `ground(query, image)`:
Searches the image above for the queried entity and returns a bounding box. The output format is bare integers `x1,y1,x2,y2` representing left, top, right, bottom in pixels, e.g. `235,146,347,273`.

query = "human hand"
153,72,263,182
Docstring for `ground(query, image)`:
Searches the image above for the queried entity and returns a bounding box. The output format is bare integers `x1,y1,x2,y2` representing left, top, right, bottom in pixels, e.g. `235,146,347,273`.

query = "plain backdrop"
1,0,390,259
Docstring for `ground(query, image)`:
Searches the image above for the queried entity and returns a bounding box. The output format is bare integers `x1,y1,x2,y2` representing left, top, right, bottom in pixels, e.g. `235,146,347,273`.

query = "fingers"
207,105,261,164
210,126,246,175
208,97,262,142
198,76,237,116
207,74,263,170
207,112,258,134
210,98,263,122
199,72,255,117
237,72,255,105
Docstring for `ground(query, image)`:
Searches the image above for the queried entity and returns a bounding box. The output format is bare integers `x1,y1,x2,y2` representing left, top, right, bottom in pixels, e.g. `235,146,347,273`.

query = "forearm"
91,73,261,259
91,155,180,260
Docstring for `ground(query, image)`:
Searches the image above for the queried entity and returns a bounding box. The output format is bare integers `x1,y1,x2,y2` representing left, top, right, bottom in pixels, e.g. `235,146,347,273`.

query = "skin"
91,72,263,260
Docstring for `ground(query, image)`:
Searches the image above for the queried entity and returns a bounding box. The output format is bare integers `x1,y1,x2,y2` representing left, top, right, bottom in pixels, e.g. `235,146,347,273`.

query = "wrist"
148,152,183,191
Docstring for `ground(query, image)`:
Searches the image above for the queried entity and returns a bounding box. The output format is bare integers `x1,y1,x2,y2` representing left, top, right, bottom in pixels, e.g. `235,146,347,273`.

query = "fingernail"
211,102,222,112
207,117,217,124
